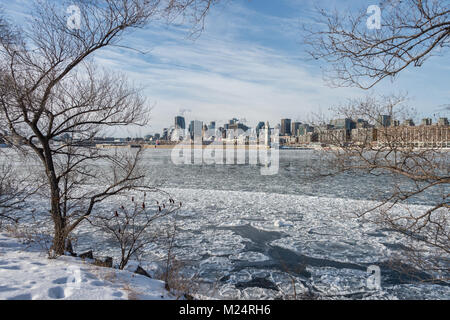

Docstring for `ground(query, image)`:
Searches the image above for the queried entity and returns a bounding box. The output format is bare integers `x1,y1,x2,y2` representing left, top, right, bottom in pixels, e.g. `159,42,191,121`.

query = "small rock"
79,250,94,259
104,257,113,268
94,257,113,268
134,266,151,278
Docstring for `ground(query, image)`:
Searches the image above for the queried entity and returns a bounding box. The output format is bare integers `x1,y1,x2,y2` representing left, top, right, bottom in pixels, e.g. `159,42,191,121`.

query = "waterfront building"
189,120,203,142
351,127,377,146
175,116,186,130
256,122,265,137
264,121,271,147
298,124,314,136
377,115,392,128
438,117,449,126
377,125,450,148
330,118,355,130
280,119,292,136
422,118,432,126
291,122,302,137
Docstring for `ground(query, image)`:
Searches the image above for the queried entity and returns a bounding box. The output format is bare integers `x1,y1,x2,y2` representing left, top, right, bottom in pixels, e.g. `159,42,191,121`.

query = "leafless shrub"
91,192,181,270
156,224,201,299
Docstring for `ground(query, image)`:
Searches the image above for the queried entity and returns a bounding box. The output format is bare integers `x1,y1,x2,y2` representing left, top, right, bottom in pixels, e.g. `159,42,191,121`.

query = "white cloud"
92,4,360,135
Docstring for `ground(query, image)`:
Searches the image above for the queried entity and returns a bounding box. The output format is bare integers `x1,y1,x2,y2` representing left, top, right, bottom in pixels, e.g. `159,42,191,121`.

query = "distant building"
403,119,415,126
175,116,186,130
317,128,348,145
162,128,169,140
227,118,249,132
264,121,271,147
330,118,355,130
351,127,377,145
438,117,449,126
297,132,318,144
229,118,239,125
291,122,302,136
280,119,292,136
256,122,265,137
189,120,203,142
377,115,392,128
298,124,314,136
422,118,432,126
378,125,449,148
355,119,369,128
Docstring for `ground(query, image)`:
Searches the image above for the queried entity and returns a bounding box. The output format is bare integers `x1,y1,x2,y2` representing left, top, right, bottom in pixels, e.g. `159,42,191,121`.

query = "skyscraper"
175,116,186,130
291,122,302,136
330,118,355,130
377,115,392,128
256,122,265,136
280,119,292,136
189,120,203,142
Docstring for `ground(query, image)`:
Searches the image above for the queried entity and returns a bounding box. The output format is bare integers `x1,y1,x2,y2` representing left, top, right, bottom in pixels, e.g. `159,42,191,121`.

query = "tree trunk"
43,142,66,256
51,193,66,256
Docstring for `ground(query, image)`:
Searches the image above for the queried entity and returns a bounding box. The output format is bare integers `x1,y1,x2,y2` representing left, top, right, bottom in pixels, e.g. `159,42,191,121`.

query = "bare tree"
303,0,450,89
302,0,449,281
92,192,181,270
307,94,449,280
0,0,217,255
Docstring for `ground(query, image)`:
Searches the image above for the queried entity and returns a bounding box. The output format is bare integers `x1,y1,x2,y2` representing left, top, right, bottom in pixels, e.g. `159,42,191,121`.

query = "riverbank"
0,232,172,300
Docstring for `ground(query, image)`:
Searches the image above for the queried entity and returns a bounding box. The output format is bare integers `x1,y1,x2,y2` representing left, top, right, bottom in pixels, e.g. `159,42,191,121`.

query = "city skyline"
91,113,445,145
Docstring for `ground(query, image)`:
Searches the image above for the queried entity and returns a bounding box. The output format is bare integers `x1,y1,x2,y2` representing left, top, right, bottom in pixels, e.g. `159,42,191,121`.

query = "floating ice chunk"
274,220,293,228
230,252,270,262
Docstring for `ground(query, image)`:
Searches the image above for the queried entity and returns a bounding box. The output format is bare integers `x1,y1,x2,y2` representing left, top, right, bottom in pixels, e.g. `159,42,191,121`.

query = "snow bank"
0,233,172,300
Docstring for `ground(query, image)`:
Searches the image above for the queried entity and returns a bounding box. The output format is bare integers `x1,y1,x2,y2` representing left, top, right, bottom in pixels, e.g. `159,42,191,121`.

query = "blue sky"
4,0,450,136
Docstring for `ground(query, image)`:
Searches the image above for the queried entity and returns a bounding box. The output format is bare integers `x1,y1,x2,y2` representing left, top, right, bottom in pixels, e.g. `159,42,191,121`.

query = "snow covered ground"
0,233,171,300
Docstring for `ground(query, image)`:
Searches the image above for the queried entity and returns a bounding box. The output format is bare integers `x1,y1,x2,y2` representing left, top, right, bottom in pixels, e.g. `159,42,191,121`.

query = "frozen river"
4,148,450,299
124,149,448,299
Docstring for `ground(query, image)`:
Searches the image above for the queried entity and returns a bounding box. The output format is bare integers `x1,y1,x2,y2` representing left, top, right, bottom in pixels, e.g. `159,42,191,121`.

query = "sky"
4,0,450,137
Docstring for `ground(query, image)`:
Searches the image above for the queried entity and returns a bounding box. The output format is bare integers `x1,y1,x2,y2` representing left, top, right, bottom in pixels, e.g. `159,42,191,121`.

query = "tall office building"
175,116,186,130
291,122,302,136
330,118,355,130
377,115,392,128
280,119,292,136
162,128,168,140
189,120,203,141
256,122,265,136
